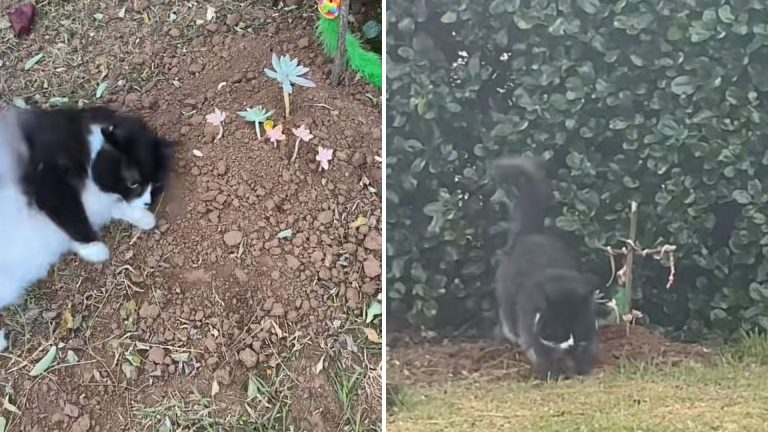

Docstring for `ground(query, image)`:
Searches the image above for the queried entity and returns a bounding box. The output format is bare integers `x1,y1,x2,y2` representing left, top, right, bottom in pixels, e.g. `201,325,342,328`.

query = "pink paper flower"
205,108,226,141
292,125,314,142
290,125,314,163
266,124,286,148
316,146,334,171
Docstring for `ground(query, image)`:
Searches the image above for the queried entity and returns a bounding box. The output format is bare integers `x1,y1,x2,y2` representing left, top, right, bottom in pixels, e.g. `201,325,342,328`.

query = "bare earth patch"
0,1,381,431
388,324,710,385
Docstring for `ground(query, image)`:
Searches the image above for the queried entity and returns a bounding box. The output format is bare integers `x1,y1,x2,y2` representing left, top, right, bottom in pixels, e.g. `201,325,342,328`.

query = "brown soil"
0,1,381,431
388,325,710,385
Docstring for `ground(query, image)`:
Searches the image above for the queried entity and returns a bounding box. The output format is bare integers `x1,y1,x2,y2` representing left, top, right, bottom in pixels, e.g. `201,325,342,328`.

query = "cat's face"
91,115,173,208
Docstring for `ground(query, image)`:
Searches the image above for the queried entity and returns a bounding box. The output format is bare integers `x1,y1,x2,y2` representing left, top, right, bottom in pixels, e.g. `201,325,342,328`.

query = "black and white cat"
0,105,173,351
494,156,598,380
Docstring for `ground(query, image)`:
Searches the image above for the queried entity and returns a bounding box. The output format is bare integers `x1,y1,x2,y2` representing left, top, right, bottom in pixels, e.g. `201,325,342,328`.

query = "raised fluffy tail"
494,156,555,235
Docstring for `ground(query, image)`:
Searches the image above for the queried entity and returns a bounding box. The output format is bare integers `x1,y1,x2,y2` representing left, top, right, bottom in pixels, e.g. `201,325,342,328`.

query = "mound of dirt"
388,325,710,385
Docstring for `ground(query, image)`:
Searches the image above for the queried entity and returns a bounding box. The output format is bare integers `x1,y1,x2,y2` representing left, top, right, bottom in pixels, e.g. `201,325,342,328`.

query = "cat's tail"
493,156,555,235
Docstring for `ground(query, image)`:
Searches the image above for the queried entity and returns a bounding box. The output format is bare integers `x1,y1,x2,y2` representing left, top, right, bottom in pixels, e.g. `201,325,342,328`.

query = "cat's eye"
128,183,139,189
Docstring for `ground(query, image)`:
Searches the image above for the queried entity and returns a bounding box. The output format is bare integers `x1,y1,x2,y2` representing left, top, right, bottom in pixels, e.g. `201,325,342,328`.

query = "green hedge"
386,0,768,341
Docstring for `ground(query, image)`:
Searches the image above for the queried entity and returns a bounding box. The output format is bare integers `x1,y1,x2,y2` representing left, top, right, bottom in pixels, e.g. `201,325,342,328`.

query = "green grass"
388,336,768,432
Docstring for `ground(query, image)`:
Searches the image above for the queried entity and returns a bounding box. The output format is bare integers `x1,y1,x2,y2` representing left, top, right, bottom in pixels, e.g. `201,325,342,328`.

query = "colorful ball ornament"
317,0,341,19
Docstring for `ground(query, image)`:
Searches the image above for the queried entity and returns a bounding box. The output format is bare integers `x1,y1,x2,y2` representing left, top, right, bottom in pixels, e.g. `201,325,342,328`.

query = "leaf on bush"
577,0,601,14
670,76,697,96
732,190,751,204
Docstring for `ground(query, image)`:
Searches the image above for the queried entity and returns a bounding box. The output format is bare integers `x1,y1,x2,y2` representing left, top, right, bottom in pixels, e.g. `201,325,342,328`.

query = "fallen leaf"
314,355,325,374
170,352,190,362
126,351,143,367
11,97,28,108
48,97,70,107
118,5,127,18
24,53,44,70
65,350,79,364
211,379,220,398
351,216,369,228
365,301,382,324
276,229,294,239
246,375,261,400
95,81,109,99
206,5,216,21
120,300,137,319
60,310,74,331
363,328,381,344
264,120,274,132
7,3,36,36
3,395,20,415
192,149,204,157
121,361,138,380
29,345,57,376
217,81,227,90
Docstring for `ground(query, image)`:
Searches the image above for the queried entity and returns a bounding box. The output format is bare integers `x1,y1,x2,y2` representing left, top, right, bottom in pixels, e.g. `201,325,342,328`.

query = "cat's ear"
100,124,118,142
154,137,175,180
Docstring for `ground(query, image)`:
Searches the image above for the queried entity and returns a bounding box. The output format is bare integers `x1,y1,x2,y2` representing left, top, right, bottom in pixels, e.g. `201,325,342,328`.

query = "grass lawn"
388,337,768,432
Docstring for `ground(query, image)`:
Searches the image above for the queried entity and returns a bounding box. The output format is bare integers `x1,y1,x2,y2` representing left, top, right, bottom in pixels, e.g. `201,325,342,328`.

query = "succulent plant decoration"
237,106,274,139
264,53,316,118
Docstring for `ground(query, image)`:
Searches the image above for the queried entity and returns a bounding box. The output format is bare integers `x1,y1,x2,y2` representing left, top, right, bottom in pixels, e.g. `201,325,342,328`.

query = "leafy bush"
386,0,768,341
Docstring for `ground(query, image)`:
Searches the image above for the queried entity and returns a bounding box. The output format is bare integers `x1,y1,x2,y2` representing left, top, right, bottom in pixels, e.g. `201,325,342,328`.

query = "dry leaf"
363,328,381,344
351,216,369,228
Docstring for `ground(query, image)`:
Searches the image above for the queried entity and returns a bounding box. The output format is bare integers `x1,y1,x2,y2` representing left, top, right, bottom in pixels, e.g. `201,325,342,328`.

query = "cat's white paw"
118,207,156,230
0,330,8,352
130,208,156,230
74,241,110,263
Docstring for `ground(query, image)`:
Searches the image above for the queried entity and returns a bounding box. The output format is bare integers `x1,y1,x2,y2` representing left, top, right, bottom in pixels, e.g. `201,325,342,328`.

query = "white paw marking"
131,208,156,230
118,207,156,230
74,241,110,263
499,313,518,344
0,330,7,352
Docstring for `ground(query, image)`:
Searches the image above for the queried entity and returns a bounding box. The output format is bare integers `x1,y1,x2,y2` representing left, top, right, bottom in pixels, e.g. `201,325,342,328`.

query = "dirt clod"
147,347,166,364
317,210,333,224
223,230,243,246
226,13,240,27
363,257,382,278
239,348,258,368
69,415,91,432
139,303,160,319
63,404,80,418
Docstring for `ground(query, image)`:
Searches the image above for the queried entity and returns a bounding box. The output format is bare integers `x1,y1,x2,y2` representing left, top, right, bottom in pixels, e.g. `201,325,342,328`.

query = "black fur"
494,156,598,380
16,106,173,242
